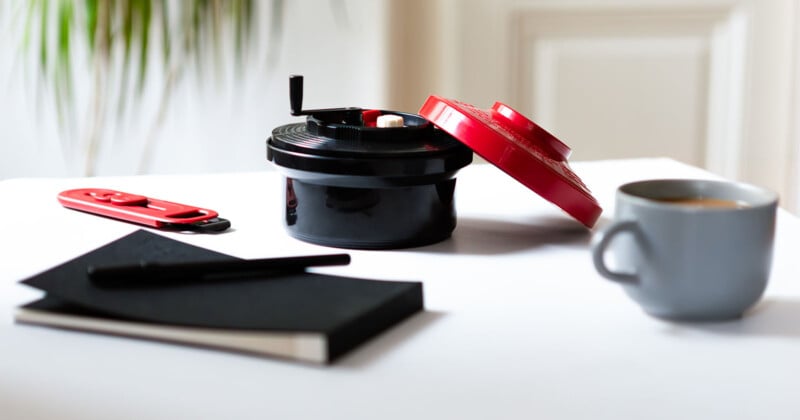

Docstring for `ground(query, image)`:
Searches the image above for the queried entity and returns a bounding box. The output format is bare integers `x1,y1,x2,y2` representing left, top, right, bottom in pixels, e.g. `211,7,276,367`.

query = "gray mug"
591,179,778,321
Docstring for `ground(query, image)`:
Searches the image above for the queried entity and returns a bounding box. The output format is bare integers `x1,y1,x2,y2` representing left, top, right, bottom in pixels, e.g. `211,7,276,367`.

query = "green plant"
21,0,276,175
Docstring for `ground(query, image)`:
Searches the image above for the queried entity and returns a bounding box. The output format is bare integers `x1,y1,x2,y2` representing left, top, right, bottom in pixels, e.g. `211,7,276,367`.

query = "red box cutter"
58,189,231,232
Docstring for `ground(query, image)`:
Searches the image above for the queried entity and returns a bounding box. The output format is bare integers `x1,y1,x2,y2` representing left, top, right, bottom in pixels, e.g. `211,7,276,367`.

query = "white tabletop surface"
2,158,799,420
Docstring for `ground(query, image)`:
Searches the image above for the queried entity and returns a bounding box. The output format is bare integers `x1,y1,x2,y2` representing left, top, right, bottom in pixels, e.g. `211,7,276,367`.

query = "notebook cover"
17,230,424,362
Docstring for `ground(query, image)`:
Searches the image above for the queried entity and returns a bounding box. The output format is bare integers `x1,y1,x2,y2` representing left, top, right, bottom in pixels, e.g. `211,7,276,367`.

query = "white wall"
396,0,800,212
0,0,389,178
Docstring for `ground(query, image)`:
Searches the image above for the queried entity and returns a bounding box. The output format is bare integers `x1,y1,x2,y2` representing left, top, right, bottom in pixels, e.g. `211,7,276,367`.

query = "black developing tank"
266,75,473,249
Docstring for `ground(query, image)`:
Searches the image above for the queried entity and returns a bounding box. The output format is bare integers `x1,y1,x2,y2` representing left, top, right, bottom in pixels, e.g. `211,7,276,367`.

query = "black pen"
87,253,351,288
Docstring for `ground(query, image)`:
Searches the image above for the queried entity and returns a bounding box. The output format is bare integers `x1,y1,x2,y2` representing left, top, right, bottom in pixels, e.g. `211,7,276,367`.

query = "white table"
2,158,799,420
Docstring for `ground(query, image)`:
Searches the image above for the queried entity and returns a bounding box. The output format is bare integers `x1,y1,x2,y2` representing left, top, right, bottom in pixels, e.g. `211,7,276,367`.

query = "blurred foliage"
20,0,274,174
24,0,262,120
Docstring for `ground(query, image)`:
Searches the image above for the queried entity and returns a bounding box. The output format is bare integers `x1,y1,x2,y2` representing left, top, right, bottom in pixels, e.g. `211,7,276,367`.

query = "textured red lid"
419,96,602,227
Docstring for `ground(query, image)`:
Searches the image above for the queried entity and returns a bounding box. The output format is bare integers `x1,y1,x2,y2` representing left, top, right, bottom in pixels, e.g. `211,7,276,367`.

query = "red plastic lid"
419,96,602,227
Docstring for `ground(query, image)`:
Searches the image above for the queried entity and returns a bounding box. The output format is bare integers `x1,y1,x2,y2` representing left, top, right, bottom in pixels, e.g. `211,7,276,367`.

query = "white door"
387,0,798,211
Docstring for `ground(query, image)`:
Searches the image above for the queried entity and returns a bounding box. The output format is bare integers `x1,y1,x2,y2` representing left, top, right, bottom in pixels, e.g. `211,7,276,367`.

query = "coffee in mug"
591,179,778,321
651,197,749,209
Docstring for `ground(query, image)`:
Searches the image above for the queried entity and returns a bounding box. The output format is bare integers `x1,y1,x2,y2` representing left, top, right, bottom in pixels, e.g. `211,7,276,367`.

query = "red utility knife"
57,189,231,232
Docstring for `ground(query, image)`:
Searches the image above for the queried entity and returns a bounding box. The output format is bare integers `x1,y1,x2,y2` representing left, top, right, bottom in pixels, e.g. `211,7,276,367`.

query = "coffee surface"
652,197,749,208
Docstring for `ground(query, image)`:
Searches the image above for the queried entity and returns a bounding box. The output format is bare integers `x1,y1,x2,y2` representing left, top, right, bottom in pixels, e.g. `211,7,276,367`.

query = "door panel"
524,35,710,165
389,0,797,210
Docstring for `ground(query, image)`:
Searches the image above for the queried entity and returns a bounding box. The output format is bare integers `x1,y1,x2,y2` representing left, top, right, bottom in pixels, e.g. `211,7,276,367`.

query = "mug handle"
591,221,641,284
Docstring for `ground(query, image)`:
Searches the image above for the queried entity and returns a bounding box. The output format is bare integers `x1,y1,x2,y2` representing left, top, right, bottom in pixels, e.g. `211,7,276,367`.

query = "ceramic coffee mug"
591,179,778,321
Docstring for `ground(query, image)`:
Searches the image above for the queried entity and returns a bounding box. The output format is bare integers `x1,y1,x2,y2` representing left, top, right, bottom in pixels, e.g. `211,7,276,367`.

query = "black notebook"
14,230,423,364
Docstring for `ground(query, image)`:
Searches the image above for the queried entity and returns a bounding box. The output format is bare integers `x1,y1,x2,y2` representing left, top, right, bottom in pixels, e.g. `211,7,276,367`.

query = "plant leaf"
117,0,134,117
136,0,151,94
39,0,49,71
56,0,75,126
84,0,97,55
160,0,170,67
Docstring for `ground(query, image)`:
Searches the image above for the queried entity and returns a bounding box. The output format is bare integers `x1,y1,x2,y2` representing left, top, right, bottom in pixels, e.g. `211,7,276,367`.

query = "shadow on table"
337,310,446,369
422,216,595,255
662,298,800,338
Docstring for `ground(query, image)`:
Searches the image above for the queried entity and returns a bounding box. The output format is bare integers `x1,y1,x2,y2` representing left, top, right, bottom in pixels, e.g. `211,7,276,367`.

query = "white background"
0,0,389,177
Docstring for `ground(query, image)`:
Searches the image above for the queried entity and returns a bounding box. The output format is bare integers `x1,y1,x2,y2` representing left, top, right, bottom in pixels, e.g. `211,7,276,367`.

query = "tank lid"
419,96,602,228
